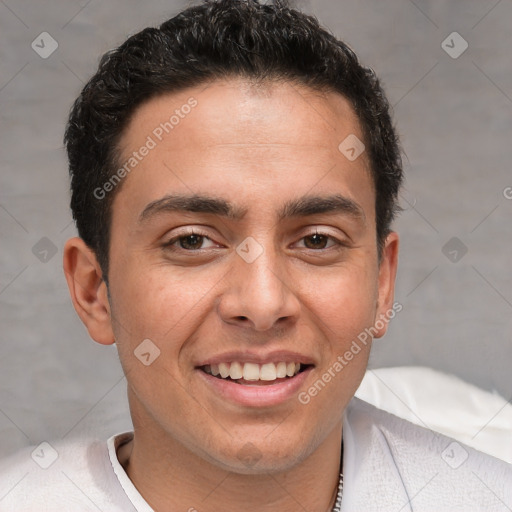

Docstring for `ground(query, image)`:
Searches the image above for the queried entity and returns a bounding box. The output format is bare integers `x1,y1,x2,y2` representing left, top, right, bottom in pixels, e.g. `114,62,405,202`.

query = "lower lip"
196,367,313,407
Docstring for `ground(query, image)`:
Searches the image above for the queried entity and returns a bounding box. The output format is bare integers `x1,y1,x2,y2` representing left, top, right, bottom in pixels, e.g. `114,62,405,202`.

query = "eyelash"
163,229,346,253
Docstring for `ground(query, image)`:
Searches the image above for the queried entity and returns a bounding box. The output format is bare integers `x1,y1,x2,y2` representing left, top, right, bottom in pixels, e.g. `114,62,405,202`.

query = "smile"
196,361,314,407
201,361,308,383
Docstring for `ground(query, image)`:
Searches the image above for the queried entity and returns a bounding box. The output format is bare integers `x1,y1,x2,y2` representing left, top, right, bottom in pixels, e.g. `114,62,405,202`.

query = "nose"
217,240,301,332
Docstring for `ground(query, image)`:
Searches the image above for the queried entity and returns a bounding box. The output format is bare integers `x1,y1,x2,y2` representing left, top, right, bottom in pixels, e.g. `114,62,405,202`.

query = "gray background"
1,0,511,459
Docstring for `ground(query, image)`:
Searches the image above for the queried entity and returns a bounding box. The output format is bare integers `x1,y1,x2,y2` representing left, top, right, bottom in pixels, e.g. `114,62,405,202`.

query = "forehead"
113,78,374,224
121,78,365,151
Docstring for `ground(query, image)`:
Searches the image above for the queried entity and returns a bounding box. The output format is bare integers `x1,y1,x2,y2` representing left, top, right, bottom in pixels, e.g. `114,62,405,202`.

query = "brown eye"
178,234,205,250
303,233,330,249
164,230,217,252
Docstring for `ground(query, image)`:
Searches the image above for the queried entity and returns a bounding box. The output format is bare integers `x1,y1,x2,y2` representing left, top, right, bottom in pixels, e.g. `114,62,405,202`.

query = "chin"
211,436,312,475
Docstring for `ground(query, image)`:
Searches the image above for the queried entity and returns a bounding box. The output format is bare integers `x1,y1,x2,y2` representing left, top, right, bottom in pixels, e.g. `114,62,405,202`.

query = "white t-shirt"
0,397,510,511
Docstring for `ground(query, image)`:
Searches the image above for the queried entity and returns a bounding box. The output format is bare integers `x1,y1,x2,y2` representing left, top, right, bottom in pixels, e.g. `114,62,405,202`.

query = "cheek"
303,261,379,339
109,270,210,410
112,266,222,353
296,268,377,438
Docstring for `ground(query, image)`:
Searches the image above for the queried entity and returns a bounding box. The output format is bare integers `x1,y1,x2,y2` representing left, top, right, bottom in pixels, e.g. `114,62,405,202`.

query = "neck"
119,419,343,512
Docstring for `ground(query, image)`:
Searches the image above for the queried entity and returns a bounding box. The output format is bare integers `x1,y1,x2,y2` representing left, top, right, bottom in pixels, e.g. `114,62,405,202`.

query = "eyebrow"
138,193,366,224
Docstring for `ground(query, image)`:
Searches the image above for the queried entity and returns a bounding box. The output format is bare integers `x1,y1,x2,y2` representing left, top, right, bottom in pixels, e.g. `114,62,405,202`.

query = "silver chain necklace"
330,436,344,511
331,471,344,512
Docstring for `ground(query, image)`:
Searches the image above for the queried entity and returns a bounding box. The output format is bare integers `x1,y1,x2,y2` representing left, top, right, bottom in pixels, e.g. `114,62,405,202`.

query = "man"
0,1,510,510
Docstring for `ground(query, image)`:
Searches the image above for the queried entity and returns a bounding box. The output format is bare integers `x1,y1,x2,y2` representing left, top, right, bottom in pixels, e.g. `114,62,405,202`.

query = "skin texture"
63,78,399,512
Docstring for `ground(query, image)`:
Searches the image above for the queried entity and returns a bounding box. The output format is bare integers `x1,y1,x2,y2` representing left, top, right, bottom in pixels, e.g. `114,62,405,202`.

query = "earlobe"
373,231,400,339
63,237,115,345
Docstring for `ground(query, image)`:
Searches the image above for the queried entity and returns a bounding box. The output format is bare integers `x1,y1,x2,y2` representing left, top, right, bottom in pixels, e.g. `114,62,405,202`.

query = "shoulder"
342,397,512,511
0,434,138,512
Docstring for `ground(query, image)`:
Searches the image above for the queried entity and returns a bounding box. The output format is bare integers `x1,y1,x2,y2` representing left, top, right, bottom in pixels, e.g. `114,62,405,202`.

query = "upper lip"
194,350,316,367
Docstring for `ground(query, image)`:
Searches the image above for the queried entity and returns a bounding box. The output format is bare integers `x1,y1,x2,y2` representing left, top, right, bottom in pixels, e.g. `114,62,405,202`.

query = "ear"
63,237,115,345
373,231,400,339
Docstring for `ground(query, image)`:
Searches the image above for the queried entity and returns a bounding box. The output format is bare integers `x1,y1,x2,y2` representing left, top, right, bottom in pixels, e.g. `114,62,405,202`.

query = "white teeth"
219,362,230,378
243,363,260,381
276,362,287,378
203,361,305,381
260,363,277,381
229,361,243,380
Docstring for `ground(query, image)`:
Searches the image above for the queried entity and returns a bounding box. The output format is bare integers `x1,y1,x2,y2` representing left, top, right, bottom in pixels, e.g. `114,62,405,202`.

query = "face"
71,78,398,474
